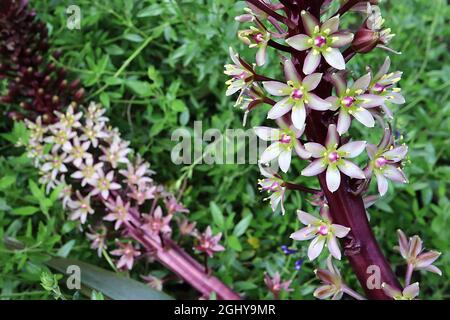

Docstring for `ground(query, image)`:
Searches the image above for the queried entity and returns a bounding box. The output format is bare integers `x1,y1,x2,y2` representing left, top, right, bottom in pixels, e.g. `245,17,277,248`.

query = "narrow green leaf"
209,201,224,229
11,206,40,216
233,215,253,237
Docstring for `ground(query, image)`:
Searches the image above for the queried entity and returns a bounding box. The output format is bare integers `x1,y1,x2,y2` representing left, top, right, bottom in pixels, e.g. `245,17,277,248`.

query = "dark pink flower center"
269,182,280,191
291,89,303,100
375,156,388,168
317,225,329,236
373,83,386,93
254,33,264,43
314,35,327,48
342,96,356,108
236,72,247,80
328,151,340,163
280,134,291,144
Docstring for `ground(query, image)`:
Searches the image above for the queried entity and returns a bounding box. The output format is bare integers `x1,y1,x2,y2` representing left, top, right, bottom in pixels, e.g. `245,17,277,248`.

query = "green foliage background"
0,0,448,299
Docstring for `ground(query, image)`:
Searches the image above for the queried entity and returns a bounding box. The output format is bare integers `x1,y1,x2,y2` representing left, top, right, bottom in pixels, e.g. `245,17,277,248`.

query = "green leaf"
47,258,173,300
0,175,16,191
137,5,165,18
227,235,242,252
209,201,224,229
29,179,44,200
233,215,253,237
123,33,144,42
126,80,153,97
11,206,40,216
56,240,76,258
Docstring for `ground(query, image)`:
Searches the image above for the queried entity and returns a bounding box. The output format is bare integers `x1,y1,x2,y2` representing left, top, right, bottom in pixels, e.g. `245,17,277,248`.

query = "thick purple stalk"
125,220,240,300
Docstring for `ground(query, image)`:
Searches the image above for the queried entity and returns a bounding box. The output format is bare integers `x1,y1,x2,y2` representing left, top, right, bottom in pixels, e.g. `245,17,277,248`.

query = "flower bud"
352,27,380,53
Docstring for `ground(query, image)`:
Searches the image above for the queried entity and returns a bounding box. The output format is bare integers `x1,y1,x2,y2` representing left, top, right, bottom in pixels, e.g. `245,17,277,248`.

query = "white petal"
303,50,321,75
260,143,282,163
307,93,332,111
325,124,339,148
308,236,326,261
304,142,326,158
286,34,312,51
326,166,341,192
327,236,342,260
263,81,290,96
267,97,294,119
301,158,327,176
278,150,292,173
254,127,281,141
337,110,351,135
332,224,351,238
376,173,388,196
322,48,345,70
284,59,302,82
353,108,375,128
338,141,366,158
337,160,366,179
303,73,322,91
383,165,407,183
297,210,321,225
352,73,371,91
256,45,267,66
291,103,306,130
290,226,317,241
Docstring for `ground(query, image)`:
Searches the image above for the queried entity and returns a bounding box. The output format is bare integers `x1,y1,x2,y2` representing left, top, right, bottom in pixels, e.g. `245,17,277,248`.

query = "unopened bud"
352,28,380,54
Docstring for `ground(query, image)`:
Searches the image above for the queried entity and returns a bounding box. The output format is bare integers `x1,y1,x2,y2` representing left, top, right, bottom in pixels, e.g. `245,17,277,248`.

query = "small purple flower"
301,124,366,192
224,47,255,97
314,256,344,300
258,163,287,214
103,196,132,230
141,206,172,237
294,259,303,271
110,242,141,271
397,230,442,276
165,196,189,215
368,57,405,118
366,142,408,196
290,206,350,261
86,225,108,258
263,59,331,130
281,245,298,256
264,272,293,298
286,11,354,74
329,73,385,135
194,226,225,258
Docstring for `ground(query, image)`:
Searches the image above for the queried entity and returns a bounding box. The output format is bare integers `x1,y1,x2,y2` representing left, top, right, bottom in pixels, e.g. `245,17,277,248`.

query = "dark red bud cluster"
0,0,84,123
352,27,380,54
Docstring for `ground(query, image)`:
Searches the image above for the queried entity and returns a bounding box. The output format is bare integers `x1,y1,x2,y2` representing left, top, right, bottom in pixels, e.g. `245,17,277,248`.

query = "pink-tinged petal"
303,50,321,75
268,97,294,119
416,251,441,268
278,150,292,173
270,193,282,212
256,45,267,66
330,32,354,48
229,47,240,66
284,59,302,82
338,141,366,158
397,229,409,259
408,236,422,258
384,145,408,162
321,16,340,34
337,110,351,135
327,96,340,111
338,160,366,179
381,283,401,299
322,48,345,70
260,142,282,163
380,103,394,119
291,103,306,130
375,56,391,79
353,107,375,128
331,73,347,96
297,210,321,225
325,124,339,148
352,73,371,91
316,269,336,284
286,34,312,51
314,285,335,300
376,173,388,196
383,165,407,183
388,92,405,104
294,142,312,159
301,158,327,176
403,283,419,299
327,235,342,260
332,224,351,238
290,226,317,241
263,81,290,96
254,127,281,141
303,73,322,91
326,166,341,192
423,265,442,276
305,142,326,158
301,10,319,36
308,236,326,261
331,290,343,300
366,143,377,160
358,94,385,108
307,93,332,111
